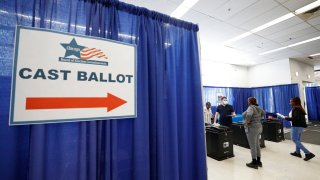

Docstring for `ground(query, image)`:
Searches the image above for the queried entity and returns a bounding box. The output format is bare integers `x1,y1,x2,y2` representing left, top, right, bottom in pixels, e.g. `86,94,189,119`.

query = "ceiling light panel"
294,0,320,14
266,24,314,43
171,0,199,18
289,40,320,53
251,13,295,33
256,16,303,37
280,31,320,46
288,36,320,47
263,49,302,59
239,5,290,31
310,53,320,56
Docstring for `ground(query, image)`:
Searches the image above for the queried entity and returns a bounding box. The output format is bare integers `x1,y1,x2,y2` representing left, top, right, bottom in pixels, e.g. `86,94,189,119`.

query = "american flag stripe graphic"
80,48,108,60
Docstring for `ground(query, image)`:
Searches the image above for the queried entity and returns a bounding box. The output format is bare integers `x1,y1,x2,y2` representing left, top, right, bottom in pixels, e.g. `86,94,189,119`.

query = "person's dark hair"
221,96,227,101
291,97,306,114
248,97,259,106
206,102,211,106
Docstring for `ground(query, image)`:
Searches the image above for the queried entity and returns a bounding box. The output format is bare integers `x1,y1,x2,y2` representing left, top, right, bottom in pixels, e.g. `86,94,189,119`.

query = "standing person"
204,102,213,125
285,97,315,161
242,97,265,169
214,96,235,127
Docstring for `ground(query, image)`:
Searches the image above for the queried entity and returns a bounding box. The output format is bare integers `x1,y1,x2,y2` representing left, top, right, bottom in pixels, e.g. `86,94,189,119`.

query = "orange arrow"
26,93,126,112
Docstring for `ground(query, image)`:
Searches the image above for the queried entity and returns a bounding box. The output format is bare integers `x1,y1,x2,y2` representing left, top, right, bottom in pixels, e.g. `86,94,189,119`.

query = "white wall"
289,59,315,84
201,59,316,90
201,60,248,87
289,59,316,115
248,59,291,87
315,65,320,83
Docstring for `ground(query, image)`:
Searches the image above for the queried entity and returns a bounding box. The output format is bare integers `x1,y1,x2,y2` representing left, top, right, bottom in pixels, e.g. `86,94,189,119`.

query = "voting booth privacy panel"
0,0,207,180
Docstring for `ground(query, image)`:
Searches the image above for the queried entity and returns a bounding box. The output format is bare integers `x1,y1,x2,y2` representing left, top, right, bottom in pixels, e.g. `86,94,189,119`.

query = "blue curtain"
231,88,251,114
202,86,233,113
0,0,207,180
252,87,274,113
203,84,299,127
272,84,299,115
305,87,320,121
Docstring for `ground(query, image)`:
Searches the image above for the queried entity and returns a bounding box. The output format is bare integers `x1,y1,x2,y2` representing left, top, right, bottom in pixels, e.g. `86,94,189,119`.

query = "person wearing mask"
214,97,235,127
285,97,315,161
204,102,213,125
242,97,265,169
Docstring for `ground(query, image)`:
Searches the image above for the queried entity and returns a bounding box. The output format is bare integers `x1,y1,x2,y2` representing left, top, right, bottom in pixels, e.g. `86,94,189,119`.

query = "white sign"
10,26,137,125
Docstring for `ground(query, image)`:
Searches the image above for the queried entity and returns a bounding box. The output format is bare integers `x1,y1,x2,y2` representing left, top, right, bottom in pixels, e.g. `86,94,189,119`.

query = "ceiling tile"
183,10,245,43
282,0,317,11
239,5,291,31
290,40,320,54
308,16,320,26
230,37,283,54
315,24,320,30
208,0,258,21
119,0,320,66
267,23,314,42
275,0,289,4
228,34,261,47
226,0,279,27
263,49,302,59
280,31,320,46
192,0,230,15
256,16,304,36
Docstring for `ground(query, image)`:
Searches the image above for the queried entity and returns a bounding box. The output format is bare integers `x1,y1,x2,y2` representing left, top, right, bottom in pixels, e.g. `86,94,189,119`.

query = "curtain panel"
0,0,207,179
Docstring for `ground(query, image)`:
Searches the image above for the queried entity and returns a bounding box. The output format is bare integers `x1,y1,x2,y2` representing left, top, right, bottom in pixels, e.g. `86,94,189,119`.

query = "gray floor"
207,140,320,180
284,122,320,145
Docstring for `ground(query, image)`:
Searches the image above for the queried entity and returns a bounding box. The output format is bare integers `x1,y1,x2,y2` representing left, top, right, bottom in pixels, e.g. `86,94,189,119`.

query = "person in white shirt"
204,102,213,125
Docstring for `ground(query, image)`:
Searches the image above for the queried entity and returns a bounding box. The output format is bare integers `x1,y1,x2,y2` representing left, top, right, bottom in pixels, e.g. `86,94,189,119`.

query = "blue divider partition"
203,84,299,128
305,86,320,121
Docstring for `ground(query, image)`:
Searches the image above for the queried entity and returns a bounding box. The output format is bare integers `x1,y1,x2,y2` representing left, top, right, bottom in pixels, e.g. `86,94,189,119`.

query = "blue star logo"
60,38,86,58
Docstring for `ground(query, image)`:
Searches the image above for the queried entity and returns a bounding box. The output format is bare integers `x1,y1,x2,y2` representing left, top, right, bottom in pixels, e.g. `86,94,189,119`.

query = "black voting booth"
205,126,234,161
231,122,265,149
262,119,285,142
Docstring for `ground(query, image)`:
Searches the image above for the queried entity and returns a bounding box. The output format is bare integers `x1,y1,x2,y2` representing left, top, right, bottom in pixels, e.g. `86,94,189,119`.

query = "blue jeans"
291,127,310,154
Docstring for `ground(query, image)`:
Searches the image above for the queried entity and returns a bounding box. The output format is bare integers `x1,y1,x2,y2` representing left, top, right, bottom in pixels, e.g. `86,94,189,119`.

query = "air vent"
297,6,320,20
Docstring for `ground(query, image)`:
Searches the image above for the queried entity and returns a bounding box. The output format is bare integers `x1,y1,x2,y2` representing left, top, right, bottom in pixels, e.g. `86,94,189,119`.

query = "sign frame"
9,26,137,125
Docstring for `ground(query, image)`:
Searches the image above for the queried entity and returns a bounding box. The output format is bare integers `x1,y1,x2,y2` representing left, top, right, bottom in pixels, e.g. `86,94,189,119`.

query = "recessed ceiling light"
170,0,199,18
295,0,320,14
251,13,295,33
310,53,320,57
259,47,288,55
287,36,320,47
260,35,320,55
224,1,320,44
224,32,252,45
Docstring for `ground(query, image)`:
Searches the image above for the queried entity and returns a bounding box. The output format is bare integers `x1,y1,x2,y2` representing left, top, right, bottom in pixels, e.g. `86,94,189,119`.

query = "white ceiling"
120,0,320,67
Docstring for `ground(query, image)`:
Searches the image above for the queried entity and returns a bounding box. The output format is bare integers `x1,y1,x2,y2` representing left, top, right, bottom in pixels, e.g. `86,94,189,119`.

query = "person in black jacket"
285,97,315,161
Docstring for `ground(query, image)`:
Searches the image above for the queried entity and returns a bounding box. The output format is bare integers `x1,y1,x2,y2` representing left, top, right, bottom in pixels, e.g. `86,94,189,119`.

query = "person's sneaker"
257,161,263,167
290,152,302,158
304,153,315,161
246,162,258,169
